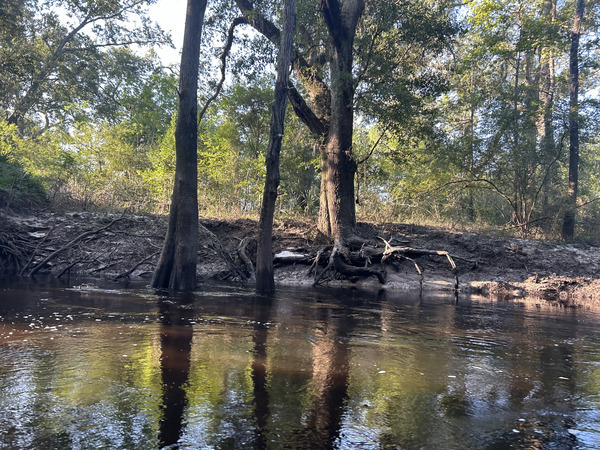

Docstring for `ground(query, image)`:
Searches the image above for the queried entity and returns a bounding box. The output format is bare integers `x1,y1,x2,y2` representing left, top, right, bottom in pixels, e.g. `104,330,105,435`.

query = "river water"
0,278,599,449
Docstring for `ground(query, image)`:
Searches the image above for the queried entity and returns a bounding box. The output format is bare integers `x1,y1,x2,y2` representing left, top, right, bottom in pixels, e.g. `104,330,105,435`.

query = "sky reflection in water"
1,278,600,449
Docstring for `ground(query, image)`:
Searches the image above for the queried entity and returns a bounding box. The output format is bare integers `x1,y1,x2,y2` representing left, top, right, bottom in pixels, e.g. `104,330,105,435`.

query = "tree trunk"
539,0,557,213
151,0,207,290
317,150,332,236
320,0,365,243
562,0,584,240
466,100,476,223
233,0,363,243
255,0,295,295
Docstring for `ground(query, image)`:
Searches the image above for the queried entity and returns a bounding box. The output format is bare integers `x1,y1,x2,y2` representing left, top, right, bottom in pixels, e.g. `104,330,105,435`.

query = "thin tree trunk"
562,0,584,240
255,0,295,295
151,0,207,290
539,0,557,212
512,51,522,226
467,101,476,223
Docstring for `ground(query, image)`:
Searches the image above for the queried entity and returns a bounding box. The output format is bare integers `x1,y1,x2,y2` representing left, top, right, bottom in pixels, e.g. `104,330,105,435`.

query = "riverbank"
2,210,599,305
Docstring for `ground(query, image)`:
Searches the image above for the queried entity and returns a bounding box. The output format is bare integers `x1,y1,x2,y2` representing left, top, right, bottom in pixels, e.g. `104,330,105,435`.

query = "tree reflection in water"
158,296,194,448
251,296,272,449
248,294,354,448
298,300,353,448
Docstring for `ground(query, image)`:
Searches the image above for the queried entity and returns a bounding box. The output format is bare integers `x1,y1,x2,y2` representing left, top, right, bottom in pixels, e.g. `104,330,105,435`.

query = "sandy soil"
1,210,599,305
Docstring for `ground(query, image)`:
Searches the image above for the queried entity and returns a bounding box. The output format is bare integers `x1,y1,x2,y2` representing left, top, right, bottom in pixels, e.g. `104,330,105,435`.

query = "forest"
1,0,600,287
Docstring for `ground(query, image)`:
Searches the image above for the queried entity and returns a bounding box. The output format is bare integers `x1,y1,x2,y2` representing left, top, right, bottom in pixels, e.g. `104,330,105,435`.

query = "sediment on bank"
1,210,599,304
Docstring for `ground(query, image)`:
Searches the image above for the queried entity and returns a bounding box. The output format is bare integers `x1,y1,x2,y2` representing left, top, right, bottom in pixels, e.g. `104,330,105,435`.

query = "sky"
147,0,187,66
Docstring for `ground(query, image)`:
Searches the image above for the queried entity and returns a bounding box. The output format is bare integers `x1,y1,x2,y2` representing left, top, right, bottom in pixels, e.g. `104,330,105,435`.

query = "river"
0,277,599,449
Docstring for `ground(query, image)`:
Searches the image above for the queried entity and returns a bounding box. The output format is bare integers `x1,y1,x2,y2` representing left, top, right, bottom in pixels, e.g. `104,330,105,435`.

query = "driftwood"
114,251,160,280
28,216,124,277
238,236,256,282
379,237,461,290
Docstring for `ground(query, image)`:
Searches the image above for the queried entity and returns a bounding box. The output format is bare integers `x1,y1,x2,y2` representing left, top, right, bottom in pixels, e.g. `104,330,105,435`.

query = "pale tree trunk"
539,0,557,212
321,0,365,243
466,97,476,223
255,0,296,295
562,0,584,240
151,0,207,290
317,152,332,236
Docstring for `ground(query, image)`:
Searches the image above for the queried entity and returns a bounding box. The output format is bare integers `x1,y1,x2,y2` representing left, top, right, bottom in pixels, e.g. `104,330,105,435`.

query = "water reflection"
251,297,271,449
0,279,600,448
158,296,194,448
301,299,352,448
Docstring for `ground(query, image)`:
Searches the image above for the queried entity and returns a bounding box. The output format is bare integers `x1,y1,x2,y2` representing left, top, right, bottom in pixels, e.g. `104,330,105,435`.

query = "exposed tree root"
114,251,160,281
19,226,55,276
238,236,256,282
57,257,86,279
313,240,385,286
0,210,480,291
199,223,247,280
28,215,124,277
301,235,477,290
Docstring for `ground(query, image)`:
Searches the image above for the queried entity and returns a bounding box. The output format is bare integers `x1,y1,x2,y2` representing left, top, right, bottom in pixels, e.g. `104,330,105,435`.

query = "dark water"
1,278,600,449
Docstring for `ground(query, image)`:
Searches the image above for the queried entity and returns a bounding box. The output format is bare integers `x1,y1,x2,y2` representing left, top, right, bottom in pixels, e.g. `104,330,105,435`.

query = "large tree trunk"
562,0,584,240
233,0,363,242
255,0,295,295
151,0,207,290
320,0,364,243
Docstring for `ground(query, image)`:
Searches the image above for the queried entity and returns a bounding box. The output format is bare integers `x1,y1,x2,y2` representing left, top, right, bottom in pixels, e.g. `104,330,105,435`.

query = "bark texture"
320,0,364,243
255,0,295,295
151,0,207,290
234,0,364,242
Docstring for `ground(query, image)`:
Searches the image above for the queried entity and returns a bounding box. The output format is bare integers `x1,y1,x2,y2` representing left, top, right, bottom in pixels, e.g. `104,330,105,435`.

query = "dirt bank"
1,210,599,305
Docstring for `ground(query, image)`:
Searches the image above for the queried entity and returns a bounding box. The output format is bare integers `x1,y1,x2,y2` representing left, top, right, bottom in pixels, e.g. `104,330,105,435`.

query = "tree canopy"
1,0,599,241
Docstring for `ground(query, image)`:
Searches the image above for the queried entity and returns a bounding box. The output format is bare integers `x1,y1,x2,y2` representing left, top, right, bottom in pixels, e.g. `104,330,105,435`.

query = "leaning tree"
255,0,296,294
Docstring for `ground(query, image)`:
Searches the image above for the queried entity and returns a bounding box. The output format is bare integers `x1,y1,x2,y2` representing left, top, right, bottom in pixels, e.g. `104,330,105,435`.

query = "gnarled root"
379,237,477,291
313,240,386,286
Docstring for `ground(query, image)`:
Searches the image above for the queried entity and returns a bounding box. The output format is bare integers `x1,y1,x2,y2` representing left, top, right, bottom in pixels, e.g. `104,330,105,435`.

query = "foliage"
0,0,170,131
140,116,177,213
1,0,599,239
0,121,47,209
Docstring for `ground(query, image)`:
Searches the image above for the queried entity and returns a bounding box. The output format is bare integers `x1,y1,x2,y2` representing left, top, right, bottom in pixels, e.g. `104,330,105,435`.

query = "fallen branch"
28,215,124,277
238,235,256,282
379,237,465,291
19,226,55,276
113,251,159,280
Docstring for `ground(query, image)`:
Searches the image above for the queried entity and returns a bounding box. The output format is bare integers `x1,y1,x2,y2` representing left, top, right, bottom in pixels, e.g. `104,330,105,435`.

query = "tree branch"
28,215,124,277
198,17,247,122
